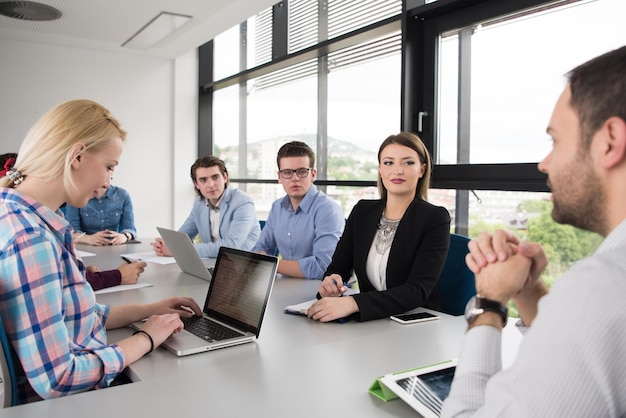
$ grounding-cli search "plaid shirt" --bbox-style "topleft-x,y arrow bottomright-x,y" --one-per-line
0,188 -> 125,404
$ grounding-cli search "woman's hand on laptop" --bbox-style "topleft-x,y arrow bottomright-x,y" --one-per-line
141,313 -> 185,346
150,296 -> 202,319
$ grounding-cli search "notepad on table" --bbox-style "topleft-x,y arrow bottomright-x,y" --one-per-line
284,288 -> 359,315
120,251 -> 177,265
94,282 -> 153,294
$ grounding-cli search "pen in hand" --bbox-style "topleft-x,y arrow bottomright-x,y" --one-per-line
121,256 -> 134,264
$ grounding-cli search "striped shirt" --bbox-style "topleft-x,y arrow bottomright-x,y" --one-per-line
0,188 -> 125,404
441,219 -> 626,417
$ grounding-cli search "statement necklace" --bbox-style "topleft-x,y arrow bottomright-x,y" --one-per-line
375,215 -> 401,254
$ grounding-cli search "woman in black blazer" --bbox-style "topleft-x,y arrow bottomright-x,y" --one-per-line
308,133 -> 450,322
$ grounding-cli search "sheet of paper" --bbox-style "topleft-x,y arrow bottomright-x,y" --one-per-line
77,250 -> 96,257
284,299 -> 315,315
121,252 -> 176,265
94,282 -> 153,294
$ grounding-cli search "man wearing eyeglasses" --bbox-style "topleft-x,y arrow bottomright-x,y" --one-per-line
253,141 -> 344,279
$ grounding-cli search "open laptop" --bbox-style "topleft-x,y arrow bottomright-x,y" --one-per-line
156,226 -> 214,282
134,246 -> 278,356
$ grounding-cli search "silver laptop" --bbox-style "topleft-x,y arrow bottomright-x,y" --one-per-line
136,246 -> 278,356
156,226 -> 214,282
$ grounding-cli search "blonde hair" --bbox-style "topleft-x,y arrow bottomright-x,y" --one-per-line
0,99 -> 126,191
377,132 -> 432,201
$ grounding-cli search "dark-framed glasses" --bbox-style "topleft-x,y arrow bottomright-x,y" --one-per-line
278,167 -> 312,179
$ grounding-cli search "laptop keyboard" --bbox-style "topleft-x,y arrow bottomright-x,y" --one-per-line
182,316 -> 243,342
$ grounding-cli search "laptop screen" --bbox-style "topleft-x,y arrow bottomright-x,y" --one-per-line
205,248 -> 277,334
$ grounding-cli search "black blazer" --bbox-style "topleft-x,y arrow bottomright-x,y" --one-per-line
324,197 -> 450,321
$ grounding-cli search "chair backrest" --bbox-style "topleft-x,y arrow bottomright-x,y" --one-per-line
436,233 -> 476,316
0,315 -> 17,407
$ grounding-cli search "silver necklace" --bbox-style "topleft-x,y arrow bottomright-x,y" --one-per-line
375,215 -> 401,254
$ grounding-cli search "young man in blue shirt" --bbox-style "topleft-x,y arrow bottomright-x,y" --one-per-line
253,141 -> 344,279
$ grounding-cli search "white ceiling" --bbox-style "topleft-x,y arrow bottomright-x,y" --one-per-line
0,0 -> 278,59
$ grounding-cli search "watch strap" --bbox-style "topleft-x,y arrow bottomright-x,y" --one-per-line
475,296 -> 508,326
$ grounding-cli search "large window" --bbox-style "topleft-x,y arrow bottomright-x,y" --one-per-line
405,0 -> 626,234
203,0 -> 402,218
203,0 -> 622,242
404,0 -> 620,308
436,0 -> 626,165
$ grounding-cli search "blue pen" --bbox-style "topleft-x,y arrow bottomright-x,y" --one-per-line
332,279 -> 351,296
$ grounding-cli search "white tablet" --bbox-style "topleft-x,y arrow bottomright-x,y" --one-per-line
380,359 -> 457,418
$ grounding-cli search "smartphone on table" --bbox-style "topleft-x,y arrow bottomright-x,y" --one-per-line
390,312 -> 439,325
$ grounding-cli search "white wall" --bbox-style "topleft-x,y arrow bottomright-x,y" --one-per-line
0,39 -> 198,238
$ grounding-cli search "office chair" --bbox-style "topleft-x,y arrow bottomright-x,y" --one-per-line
259,220 -> 266,230
436,233 -> 476,316
0,315 -> 17,407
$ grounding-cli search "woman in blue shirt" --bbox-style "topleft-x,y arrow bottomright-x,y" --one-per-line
65,184 -> 137,245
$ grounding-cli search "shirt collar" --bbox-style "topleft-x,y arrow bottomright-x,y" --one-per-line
596,219 -> 626,254
280,183 -> 319,214
206,190 -> 226,210
1,187 -> 71,238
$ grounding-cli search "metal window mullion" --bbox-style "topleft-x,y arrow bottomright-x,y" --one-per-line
455,27 -> 473,235
317,1 -> 329,192
239,22 -> 248,189
272,1 -> 289,60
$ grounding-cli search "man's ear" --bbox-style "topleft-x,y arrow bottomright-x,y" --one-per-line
69,143 -> 86,169
600,116 -> 626,169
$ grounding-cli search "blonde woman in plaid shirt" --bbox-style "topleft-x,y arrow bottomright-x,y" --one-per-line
0,99 -> 201,404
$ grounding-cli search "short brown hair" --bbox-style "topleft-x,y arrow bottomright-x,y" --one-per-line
567,45 -> 626,150
276,141 -> 315,169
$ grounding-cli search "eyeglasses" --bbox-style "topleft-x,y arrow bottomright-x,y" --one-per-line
278,167 -> 312,179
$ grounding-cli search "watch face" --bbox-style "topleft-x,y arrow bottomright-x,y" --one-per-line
464,295 -> 508,326
464,296 -> 477,322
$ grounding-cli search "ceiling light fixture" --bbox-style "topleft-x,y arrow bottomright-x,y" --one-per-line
122,11 -> 192,50
0,1 -> 62,21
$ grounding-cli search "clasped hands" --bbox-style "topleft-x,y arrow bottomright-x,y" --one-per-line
467,229 -> 549,307
307,274 -> 358,322
79,230 -> 128,246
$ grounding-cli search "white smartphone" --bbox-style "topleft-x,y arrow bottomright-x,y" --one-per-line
390,312 -> 440,325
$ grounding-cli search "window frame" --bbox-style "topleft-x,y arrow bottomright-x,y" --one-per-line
402,0 -> 553,193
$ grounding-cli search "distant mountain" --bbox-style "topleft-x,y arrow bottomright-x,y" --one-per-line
219,133 -> 374,157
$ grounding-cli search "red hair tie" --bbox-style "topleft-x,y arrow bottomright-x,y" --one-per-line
0,157 -> 15,177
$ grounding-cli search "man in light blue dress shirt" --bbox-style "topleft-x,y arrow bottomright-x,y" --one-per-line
152,156 -> 260,259
253,141 -> 344,279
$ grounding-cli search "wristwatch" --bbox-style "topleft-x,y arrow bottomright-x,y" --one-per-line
123,232 -> 133,242
464,295 -> 508,327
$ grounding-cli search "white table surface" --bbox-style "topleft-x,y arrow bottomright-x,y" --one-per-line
2,241 -> 522,417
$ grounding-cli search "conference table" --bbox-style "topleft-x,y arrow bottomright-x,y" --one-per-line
3,241 -> 522,417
